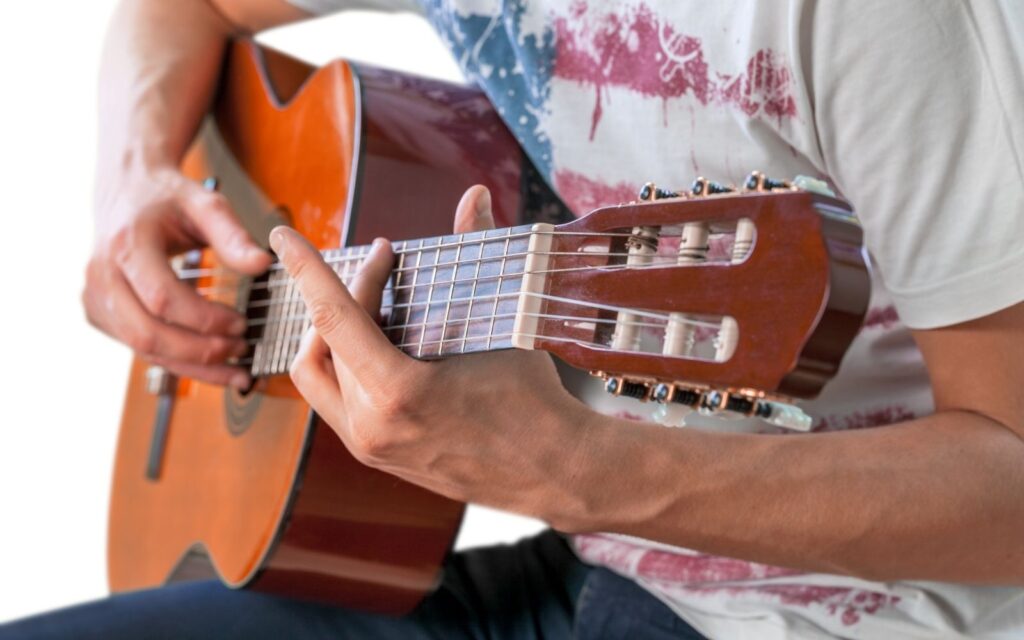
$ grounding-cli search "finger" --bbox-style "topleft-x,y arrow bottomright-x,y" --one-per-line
289,326 -> 344,425
348,238 -> 395,319
90,267 -> 248,365
147,355 -> 251,390
178,179 -> 272,275
119,231 -> 247,336
269,226 -> 408,385
453,185 -> 495,234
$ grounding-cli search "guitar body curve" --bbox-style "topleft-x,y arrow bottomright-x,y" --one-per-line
109,40 -> 563,614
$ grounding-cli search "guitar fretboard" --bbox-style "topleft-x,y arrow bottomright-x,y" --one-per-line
247,225 -> 535,377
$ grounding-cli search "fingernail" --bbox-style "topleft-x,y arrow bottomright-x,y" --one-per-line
246,246 -> 268,261
475,188 -> 493,220
371,237 -> 386,251
269,227 -> 287,257
230,372 -> 251,391
231,339 -> 250,358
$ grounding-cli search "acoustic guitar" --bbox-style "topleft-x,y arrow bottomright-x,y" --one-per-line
108,40 -> 870,614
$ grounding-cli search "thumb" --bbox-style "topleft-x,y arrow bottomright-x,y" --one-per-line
178,178 -> 272,274
453,185 -> 495,233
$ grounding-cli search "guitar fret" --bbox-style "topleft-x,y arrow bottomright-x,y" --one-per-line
273,271 -> 292,374
405,239 -> 426,357
260,271 -> 282,375
242,225 -> 535,375
460,235 -> 485,354
417,239 -> 443,358
488,227 -> 513,351
284,268 -> 300,372
438,233 -> 464,354
283,268 -> 300,373
390,244 -> 409,345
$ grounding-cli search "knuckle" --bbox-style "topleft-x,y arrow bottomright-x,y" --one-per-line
126,330 -> 157,356
200,338 -> 231,364
308,300 -> 347,336
109,227 -> 138,267
374,389 -> 415,423
225,227 -> 248,249
194,305 -> 227,334
348,424 -> 393,464
140,287 -> 171,317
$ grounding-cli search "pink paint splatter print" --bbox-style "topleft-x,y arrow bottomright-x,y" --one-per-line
553,169 -> 638,215
864,305 -> 901,330
814,406 -> 916,432
675,583 -> 901,627
574,535 -> 900,626
552,2 -> 798,138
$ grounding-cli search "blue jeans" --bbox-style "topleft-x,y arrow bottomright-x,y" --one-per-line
1,531 -> 705,639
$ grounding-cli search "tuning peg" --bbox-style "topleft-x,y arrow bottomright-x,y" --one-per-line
638,182 -> 681,202
651,383 -> 701,407
690,177 -> 734,196
604,376 -> 650,400
743,171 -> 791,192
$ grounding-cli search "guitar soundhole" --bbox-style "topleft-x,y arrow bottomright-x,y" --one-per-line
223,272 -> 267,436
224,385 -> 263,436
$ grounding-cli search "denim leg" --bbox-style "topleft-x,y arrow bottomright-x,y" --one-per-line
573,568 -> 708,640
0,579 -> 467,640
0,530 -> 588,640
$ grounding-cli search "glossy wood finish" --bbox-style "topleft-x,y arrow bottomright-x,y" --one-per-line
539,192 -> 869,398
109,40 -> 536,614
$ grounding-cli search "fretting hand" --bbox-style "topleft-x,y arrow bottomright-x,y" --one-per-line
273,186 -> 592,519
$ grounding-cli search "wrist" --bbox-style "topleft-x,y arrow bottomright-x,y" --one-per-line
537,408 -> 650,533
94,143 -> 181,211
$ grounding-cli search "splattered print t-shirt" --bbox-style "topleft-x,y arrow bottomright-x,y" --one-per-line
289,1 -> 1024,638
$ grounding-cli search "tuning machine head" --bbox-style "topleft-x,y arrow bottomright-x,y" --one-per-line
638,182 -> 682,202
595,372 -> 813,432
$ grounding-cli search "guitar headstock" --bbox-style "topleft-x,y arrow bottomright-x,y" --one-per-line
511,172 -> 870,430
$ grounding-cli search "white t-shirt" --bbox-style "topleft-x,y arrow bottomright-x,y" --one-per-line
289,1 -> 1024,637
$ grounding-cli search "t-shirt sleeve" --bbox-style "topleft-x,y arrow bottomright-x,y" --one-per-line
812,0 -> 1024,329
287,0 -> 420,16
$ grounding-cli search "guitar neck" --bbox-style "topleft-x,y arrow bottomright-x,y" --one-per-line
246,224 -> 538,377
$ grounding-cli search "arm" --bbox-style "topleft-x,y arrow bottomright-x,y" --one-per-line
560,307 -> 1024,583
84,0 -> 308,387
273,187 -> 1024,585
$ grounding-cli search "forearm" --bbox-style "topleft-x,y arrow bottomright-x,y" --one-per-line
97,0 -> 235,184
555,410 -> 1024,584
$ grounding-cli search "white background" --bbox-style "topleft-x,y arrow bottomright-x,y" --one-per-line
0,2 -> 543,623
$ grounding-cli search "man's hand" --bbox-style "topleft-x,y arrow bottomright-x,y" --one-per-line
84,167 -> 271,389
273,186 -> 590,518
83,0 -> 309,389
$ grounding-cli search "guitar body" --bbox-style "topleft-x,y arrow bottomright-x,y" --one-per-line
109,41 -> 565,614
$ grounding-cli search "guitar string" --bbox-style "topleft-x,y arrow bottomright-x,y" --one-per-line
196,252 -> 740,302
242,292 -> 724,368
175,229 -> 641,280
186,231 -> 733,371
184,238 -> 738,291
247,290 -> 688,334
244,308 -> 720,334
233,253 -> 736,313
240,299 -> 726,372
234,330 -> 678,367
192,249 -> 676,295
